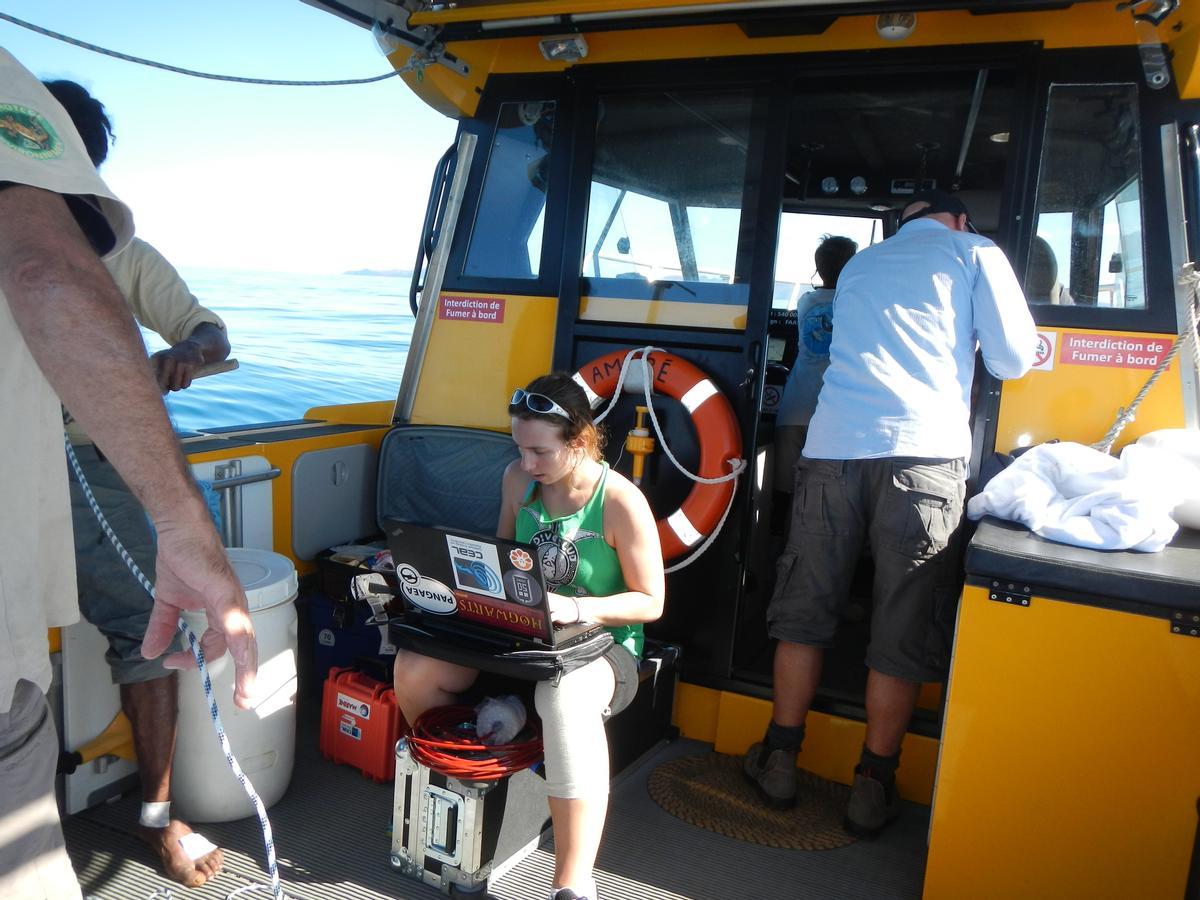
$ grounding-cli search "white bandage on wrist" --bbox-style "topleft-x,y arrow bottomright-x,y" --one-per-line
139,800 -> 171,829
571,597 -> 583,624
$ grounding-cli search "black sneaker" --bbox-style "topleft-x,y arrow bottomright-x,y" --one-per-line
552,889 -> 588,900
844,765 -> 901,838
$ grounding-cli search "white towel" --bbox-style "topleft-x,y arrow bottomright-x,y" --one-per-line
966,441 -> 1191,552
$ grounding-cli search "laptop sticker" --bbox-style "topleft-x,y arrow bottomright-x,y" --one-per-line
446,535 -> 506,600
503,569 -> 543,607
397,563 -> 458,615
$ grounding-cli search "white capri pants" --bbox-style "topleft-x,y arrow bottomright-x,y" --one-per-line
534,656 -> 616,800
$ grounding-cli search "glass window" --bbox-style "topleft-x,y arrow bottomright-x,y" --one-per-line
772,213 -> 882,310
581,91 -> 758,328
1029,84 -> 1145,309
463,101 -> 556,280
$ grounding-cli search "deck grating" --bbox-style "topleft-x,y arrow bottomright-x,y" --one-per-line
65,723 -> 927,900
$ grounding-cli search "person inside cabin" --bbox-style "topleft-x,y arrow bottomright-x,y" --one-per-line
1026,235 -> 1075,306
773,235 -> 857,514
0,49 -> 256,900
46,79 -> 232,888
745,190 -> 1037,837
393,373 -> 665,900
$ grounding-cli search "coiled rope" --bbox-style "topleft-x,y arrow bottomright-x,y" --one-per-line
593,346 -> 747,572
65,438 -> 287,900
1092,263 -> 1200,454
406,705 -> 543,781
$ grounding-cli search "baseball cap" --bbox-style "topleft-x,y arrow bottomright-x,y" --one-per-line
900,189 -> 978,233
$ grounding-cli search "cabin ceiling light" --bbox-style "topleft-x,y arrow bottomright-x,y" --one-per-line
539,35 -> 589,63
876,12 -> 916,41
990,131 -> 1011,143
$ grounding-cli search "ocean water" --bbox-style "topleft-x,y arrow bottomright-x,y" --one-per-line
143,267 -> 414,433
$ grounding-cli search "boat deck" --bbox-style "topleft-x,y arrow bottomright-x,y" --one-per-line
64,714 -> 928,900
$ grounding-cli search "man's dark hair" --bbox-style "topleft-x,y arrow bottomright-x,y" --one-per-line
42,80 -> 112,167
814,235 -> 858,288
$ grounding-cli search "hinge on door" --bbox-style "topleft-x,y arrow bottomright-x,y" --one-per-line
987,579 -> 1032,607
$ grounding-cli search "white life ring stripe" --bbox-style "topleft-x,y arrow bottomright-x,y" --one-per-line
680,379 -> 718,414
572,372 -> 601,407
666,508 -> 703,548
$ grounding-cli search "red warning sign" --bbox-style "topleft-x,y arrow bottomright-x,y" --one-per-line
439,295 -> 505,323
1058,333 -> 1170,369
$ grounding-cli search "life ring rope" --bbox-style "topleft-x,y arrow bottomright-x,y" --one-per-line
574,346 -> 746,572
585,346 -> 747,485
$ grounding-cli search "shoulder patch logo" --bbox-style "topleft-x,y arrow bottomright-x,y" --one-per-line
0,105 -> 64,159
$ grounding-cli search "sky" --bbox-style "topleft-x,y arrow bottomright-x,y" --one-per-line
1,1 -> 457,274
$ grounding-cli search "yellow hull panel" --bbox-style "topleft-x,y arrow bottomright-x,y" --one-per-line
410,293 -> 559,433
996,328 -> 1185,454
925,584 -> 1200,899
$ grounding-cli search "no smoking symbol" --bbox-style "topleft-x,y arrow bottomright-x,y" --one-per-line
1034,334 -> 1053,367
398,564 -> 419,586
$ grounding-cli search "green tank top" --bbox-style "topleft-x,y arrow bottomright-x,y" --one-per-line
516,462 -> 643,659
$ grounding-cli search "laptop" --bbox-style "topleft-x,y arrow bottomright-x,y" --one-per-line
382,519 -> 602,651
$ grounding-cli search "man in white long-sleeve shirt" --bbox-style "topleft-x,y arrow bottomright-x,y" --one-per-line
744,190 -> 1038,835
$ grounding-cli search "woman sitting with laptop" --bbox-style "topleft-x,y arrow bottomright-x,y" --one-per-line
392,372 -> 665,900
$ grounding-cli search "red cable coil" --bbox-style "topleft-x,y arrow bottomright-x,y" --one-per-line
407,704 -> 543,781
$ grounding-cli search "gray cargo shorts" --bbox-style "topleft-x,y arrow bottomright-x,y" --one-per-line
767,456 -> 966,683
69,445 -> 181,685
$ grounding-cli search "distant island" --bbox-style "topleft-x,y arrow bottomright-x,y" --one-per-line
344,268 -> 413,278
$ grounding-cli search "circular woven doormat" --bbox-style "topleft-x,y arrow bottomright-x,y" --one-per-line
647,752 -> 857,850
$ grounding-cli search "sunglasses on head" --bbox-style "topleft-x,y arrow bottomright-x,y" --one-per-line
510,388 -> 572,421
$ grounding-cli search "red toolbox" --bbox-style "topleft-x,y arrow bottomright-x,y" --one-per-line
319,667 -> 405,782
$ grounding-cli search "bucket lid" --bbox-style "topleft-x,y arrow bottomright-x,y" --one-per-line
225,548 -> 298,612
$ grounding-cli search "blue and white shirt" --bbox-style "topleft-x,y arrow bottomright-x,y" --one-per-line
804,218 -> 1037,461
776,288 -> 834,428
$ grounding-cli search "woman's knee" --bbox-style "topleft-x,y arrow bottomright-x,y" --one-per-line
393,650 -> 476,698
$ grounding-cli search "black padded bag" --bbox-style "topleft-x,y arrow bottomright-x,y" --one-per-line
388,616 -> 638,716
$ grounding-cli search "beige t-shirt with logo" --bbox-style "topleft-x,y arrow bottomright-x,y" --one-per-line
0,47 -> 134,712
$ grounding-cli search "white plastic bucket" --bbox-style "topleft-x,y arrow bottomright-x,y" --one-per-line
172,548 -> 299,823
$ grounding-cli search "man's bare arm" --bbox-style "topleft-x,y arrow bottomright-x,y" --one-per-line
0,185 -> 256,707
153,322 -> 231,392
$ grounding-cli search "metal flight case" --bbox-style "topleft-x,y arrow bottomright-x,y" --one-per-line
391,737 -> 550,895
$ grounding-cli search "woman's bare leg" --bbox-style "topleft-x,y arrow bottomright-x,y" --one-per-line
392,649 -> 478,722
548,795 -> 607,892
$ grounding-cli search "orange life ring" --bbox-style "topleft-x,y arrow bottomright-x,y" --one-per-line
573,348 -> 743,561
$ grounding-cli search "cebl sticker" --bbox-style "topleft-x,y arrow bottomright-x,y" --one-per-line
339,716 -> 362,741
446,535 -> 506,599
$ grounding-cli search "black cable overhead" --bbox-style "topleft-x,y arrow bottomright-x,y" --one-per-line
0,12 -> 401,86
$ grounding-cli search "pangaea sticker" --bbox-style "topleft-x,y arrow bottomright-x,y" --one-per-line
401,576 -> 457,615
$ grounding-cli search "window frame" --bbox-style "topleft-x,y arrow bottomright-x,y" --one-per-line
443,75 -> 574,298
1016,50 -> 1181,334
574,84 -> 770,320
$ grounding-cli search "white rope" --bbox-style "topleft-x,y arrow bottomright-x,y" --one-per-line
593,346 -> 746,484
65,439 -> 290,900
590,346 -> 746,570
1092,264 -> 1200,454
